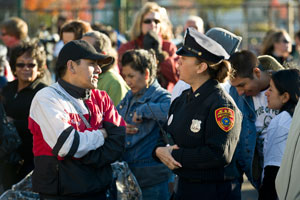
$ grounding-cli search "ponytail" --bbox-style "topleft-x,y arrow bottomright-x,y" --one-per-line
207,60 -> 231,83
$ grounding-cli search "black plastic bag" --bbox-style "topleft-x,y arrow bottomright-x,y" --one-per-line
0,103 -> 22,160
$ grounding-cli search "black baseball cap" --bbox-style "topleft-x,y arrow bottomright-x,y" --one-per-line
177,27 -> 229,63
56,40 -> 114,77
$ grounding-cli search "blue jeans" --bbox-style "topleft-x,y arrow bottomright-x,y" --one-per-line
142,180 -> 170,200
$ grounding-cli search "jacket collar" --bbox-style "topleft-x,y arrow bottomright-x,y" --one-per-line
11,77 -> 43,92
126,79 -> 161,103
58,79 -> 91,99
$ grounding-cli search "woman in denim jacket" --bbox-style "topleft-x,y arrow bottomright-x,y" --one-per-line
117,49 -> 171,200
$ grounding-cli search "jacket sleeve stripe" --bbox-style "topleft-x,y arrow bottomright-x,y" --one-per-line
52,126 -> 74,156
66,130 -> 80,157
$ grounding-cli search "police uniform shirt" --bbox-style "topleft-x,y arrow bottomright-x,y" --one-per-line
167,79 -> 241,182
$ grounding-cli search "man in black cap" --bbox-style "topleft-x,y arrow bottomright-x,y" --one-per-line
28,40 -> 126,200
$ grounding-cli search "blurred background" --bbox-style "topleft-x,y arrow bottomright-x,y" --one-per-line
0,0 -> 299,53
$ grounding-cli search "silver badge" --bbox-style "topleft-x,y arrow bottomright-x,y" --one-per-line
168,114 -> 174,126
190,119 -> 201,133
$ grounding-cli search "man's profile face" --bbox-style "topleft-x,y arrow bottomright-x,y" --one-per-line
230,75 -> 261,97
72,59 -> 101,89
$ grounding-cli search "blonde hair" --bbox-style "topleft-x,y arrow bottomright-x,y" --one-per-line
128,2 -> 173,41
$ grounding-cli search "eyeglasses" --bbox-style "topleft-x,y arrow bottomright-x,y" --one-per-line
143,18 -> 160,24
15,63 -> 36,68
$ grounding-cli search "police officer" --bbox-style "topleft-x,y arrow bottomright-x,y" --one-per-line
154,27 -> 242,200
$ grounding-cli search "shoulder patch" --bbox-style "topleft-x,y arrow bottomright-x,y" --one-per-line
215,107 -> 235,132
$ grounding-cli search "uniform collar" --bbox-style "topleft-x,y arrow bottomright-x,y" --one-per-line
187,79 -> 218,102
58,78 -> 91,99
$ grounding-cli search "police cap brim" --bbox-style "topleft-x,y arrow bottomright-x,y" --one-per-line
176,46 -> 198,57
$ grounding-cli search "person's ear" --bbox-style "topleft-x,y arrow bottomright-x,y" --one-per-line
253,67 -> 261,79
281,92 -> 290,104
67,60 -> 75,74
197,62 -> 208,74
145,68 -> 150,82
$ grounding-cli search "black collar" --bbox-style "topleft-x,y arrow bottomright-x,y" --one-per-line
10,77 -> 43,92
187,79 -> 218,102
58,79 -> 91,99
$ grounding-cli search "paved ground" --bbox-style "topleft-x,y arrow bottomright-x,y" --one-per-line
241,175 -> 258,200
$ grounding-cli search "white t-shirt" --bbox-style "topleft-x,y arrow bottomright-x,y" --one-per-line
263,111 -> 292,167
253,90 -> 278,140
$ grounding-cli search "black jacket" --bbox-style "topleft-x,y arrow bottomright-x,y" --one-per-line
155,79 -> 242,182
1,78 -> 47,166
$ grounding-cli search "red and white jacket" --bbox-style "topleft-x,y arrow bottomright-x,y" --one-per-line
28,82 -> 126,196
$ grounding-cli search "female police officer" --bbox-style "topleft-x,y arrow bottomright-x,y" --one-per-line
154,27 -> 242,199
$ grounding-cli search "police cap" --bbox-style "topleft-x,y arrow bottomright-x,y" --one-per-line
176,27 -> 230,63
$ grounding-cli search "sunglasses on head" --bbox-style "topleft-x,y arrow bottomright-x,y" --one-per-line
143,18 -> 160,24
15,63 -> 36,68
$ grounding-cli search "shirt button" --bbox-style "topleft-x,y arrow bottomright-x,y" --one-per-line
119,105 -> 123,109
127,141 -> 130,145
129,113 -> 133,117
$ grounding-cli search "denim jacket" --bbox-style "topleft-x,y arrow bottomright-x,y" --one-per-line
116,80 -> 171,187
229,86 -> 260,189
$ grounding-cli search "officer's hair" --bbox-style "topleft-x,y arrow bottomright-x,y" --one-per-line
228,50 -> 258,79
272,69 -> 300,116
121,49 -> 157,84
196,57 -> 231,83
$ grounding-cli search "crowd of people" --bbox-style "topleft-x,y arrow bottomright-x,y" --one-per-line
0,1 -> 300,200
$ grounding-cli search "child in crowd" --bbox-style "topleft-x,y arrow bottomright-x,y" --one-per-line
259,69 -> 300,200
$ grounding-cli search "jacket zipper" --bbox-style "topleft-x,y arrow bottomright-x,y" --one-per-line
56,163 -> 60,195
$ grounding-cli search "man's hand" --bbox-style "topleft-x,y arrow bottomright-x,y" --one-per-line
99,128 -> 108,138
155,145 -> 182,170
126,123 -> 138,134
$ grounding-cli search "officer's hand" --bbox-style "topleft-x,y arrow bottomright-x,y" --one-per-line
126,123 -> 139,134
155,145 -> 182,170
132,112 -> 142,123
100,128 -> 108,138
